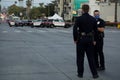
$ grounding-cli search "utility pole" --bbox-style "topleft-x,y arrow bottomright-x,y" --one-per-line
0,0 -> 1,12
62,0 -> 64,20
26,0 -> 32,20
114,0 -> 118,22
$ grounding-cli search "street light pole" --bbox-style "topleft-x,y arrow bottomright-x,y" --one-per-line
0,0 -> 1,12
26,0 -> 32,20
114,0 -> 118,22
62,0 -> 64,20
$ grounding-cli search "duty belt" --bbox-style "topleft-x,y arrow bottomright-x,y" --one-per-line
80,32 -> 93,36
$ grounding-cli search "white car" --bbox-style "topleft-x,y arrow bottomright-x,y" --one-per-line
8,16 -> 20,27
8,20 -> 15,27
32,19 -> 42,27
53,19 -> 65,27
48,19 -> 65,28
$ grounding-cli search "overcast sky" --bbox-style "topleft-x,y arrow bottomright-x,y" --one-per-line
1,0 -> 54,8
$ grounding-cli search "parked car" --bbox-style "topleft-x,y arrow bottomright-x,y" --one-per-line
8,20 -> 15,27
15,20 -> 24,27
31,19 -> 42,27
40,19 -> 49,28
64,21 -> 73,28
8,16 -> 20,27
45,19 -> 65,28
28,20 -> 33,26
22,20 -> 32,26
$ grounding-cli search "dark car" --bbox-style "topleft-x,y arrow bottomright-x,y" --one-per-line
22,20 -> 33,26
40,19 -> 48,28
28,20 -> 33,26
15,20 -> 24,27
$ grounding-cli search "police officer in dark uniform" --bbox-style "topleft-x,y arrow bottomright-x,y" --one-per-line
73,4 -> 99,79
94,10 -> 105,70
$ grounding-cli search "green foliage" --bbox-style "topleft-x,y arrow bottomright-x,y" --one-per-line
7,1 -> 56,19
26,0 -> 32,7
8,4 -> 24,16
30,7 -> 41,19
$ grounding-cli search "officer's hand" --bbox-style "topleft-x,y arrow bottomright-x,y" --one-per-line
98,27 -> 104,32
93,41 -> 96,45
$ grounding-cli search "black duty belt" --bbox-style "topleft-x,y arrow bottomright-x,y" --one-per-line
80,32 -> 93,36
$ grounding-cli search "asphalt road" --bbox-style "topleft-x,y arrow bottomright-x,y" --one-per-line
0,23 -> 120,80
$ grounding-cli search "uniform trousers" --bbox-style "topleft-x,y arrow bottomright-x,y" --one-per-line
94,38 -> 105,68
76,36 -> 98,76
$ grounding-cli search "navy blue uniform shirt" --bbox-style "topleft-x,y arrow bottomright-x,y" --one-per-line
96,18 -> 105,38
73,13 -> 97,41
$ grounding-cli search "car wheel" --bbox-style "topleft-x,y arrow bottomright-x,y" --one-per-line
40,24 -> 43,28
9,25 -> 12,27
50,24 -> 54,28
15,24 -> 18,27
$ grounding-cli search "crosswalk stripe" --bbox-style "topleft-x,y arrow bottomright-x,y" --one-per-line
14,31 -> 21,33
2,31 -> 8,33
105,30 -> 120,33
1,29 -> 72,33
27,31 -> 33,32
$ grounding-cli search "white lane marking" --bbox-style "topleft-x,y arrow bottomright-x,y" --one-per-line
58,30 -> 71,33
37,30 -> 47,33
14,30 -> 21,33
105,30 -> 120,33
2,31 -> 8,33
1,29 -> 72,33
27,31 -> 33,32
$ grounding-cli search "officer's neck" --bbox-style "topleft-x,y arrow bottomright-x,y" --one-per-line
82,12 -> 89,15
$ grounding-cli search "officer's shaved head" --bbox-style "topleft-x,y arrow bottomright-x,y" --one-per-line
94,10 -> 100,16
82,4 -> 89,13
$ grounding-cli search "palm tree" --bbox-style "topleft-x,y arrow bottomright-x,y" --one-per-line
114,0 -> 118,22
0,0 -> 1,12
26,0 -> 32,19
39,3 -> 44,7
15,1 -> 17,5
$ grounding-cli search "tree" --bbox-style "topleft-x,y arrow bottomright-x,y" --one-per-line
45,2 -> 55,17
26,0 -> 32,20
30,7 -> 41,19
39,3 -> 44,7
8,4 -> 21,16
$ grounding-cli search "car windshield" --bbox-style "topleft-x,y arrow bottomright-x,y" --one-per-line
54,19 -> 64,22
37,19 -> 42,21
59,19 -> 64,22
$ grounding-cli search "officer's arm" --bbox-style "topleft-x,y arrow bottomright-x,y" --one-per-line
93,20 -> 98,43
73,19 -> 79,43
98,27 -> 104,32
98,19 -> 105,32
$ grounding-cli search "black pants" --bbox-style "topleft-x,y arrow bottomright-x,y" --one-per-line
76,37 -> 98,76
94,38 -> 105,68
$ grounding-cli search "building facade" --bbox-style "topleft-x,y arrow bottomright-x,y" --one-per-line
55,0 -> 120,22
55,0 -> 88,21
55,0 -> 72,21
88,0 -> 120,22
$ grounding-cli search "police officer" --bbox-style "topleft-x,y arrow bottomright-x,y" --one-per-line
73,4 -> 99,79
94,10 -> 105,70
